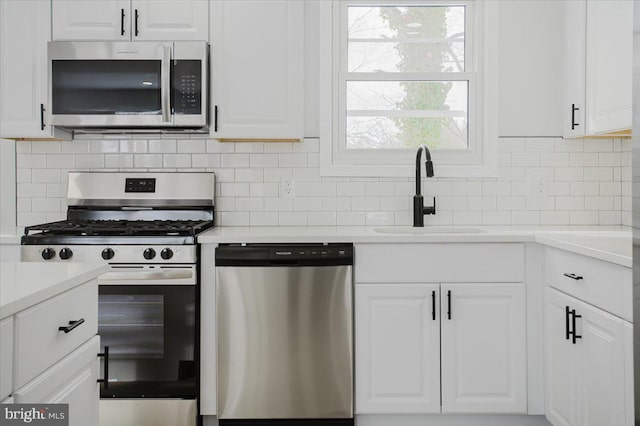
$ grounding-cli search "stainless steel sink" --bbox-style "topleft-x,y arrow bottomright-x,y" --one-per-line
373,226 -> 485,234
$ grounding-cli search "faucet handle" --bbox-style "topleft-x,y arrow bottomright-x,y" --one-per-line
424,196 -> 436,215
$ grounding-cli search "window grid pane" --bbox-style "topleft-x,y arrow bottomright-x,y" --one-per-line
344,3 -> 470,152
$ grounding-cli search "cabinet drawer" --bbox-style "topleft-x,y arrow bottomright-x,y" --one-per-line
14,281 -> 98,389
543,247 -> 631,321
14,336 -> 100,426
0,317 -> 13,401
355,243 -> 525,283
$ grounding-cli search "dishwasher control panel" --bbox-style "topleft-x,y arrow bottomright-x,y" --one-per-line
216,243 -> 353,266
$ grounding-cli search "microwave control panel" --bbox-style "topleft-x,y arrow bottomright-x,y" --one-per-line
172,60 -> 202,115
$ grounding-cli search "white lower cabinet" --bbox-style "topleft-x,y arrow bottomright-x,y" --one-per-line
441,284 -> 527,413
356,282 -> 527,415
14,336 -> 100,426
355,284 -> 441,414
545,287 -> 630,426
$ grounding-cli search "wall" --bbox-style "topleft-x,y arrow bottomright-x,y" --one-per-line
13,136 -> 631,229
7,1 -> 633,230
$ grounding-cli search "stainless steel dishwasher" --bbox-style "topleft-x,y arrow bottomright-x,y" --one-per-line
215,243 -> 354,426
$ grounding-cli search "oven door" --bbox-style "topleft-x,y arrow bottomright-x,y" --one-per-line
48,41 -> 207,128
97,265 -> 197,399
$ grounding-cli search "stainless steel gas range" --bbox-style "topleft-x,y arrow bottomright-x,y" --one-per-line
21,171 -> 215,426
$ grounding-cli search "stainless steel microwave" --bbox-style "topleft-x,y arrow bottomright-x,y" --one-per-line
48,41 -> 208,131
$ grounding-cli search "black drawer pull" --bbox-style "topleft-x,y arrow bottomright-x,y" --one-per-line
120,8 -> 125,36
563,273 -> 583,281
431,290 -> 436,321
447,290 -> 452,320
571,309 -> 582,344
58,318 -> 85,333
565,306 -> 571,340
571,103 -> 580,130
97,346 -> 109,389
40,104 -> 45,131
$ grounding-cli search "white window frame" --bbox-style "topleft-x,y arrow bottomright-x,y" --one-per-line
319,0 -> 499,178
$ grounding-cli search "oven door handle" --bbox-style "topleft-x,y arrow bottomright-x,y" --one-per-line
99,269 -> 193,282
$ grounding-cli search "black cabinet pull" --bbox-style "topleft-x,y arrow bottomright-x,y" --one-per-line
40,104 -> 45,131
571,104 -> 579,130
571,309 -> 582,344
97,346 -> 109,390
58,318 -> 85,333
214,105 -> 219,132
447,290 -> 452,320
564,273 -> 583,281
565,306 -> 571,340
134,9 -> 139,36
120,9 -> 125,36
431,290 -> 436,321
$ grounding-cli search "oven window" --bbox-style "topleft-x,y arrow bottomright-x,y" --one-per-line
52,60 -> 162,115
98,285 -> 196,398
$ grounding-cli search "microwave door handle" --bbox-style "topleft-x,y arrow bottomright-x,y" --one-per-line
161,46 -> 172,123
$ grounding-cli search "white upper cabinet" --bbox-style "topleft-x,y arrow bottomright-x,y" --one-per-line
52,0 -> 208,41
209,0 -> 304,140
52,0 -> 130,41
131,0 -> 208,41
440,283 -> 527,414
563,0 -> 633,137
0,0 -> 69,140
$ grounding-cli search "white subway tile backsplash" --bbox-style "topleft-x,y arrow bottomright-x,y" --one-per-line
149,139 -> 177,153
31,141 -> 61,154
570,211 -> 599,225
337,211 -> 366,226
307,212 -> 337,226
90,140 -> 119,153
570,153 -> 598,167
119,140 -> 148,153
250,212 -> 279,226
178,139 -> 206,153
250,154 -> 279,168
221,154 -> 250,168
134,154 -> 162,168
14,136 -> 628,227
512,211 -> 540,225
279,212 -> 307,226
31,169 -> 60,183
279,153 -> 307,168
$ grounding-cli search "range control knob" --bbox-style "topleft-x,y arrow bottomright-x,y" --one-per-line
59,248 -> 73,260
102,248 -> 115,260
143,248 -> 156,260
160,248 -> 173,260
41,247 -> 56,260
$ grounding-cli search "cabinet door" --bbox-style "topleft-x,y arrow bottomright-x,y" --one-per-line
132,0 -> 208,41
13,336 -> 100,426
545,287 -> 579,426
355,284 -> 440,414
0,317 -> 12,401
585,0 -> 632,134
52,0 -> 130,41
441,283 -> 526,413
210,0 -> 304,140
578,301 -> 626,426
0,1 -> 68,139
562,0 -> 586,138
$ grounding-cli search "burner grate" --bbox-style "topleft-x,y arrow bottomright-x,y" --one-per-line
24,219 -> 214,238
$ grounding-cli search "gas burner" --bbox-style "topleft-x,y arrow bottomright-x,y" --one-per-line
24,219 -> 214,238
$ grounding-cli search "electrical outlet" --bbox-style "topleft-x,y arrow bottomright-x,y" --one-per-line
532,179 -> 547,196
281,179 -> 295,198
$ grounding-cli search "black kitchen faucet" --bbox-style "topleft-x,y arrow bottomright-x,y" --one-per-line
413,144 -> 436,227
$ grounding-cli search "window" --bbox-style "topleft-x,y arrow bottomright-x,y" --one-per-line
320,0 -> 497,177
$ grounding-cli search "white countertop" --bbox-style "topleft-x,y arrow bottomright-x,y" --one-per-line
0,235 -> 20,245
198,225 -> 632,267
0,262 -> 109,320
